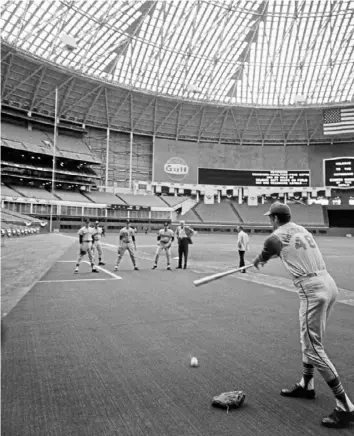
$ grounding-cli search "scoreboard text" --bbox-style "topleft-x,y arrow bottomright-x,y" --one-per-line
324,157 -> 354,188
198,168 -> 310,187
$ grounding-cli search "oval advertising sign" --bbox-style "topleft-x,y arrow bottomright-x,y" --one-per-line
164,157 -> 189,181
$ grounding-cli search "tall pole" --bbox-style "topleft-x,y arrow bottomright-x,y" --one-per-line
129,131 -> 133,190
49,87 -> 58,232
105,127 -> 110,188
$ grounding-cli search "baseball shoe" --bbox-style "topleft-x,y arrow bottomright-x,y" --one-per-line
152,265 -> 157,270
176,266 -> 182,269
92,268 -> 99,273
134,266 -> 139,271
322,408 -> 354,428
281,384 -> 316,399
98,261 -> 105,266
183,265 -> 187,269
114,266 -> 118,271
74,267 -> 79,274
167,266 -> 171,270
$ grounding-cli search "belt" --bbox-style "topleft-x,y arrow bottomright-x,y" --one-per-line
294,270 -> 327,286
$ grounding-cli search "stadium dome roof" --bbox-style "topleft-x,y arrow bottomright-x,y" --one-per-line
1,0 -> 354,107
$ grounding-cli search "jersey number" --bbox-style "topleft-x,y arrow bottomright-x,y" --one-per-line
295,235 -> 316,250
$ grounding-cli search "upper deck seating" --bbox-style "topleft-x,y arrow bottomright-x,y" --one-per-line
1,123 -> 99,163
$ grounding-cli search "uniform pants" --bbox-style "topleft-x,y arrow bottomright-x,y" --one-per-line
116,242 -> 136,267
92,240 -> 103,260
178,238 -> 189,267
76,242 -> 95,266
155,244 -> 171,265
297,272 -> 339,382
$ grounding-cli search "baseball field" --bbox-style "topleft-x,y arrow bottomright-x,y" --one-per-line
1,232 -> 354,435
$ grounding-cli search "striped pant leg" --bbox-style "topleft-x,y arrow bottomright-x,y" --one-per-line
299,275 -> 339,381
116,243 -> 127,266
127,242 -> 136,266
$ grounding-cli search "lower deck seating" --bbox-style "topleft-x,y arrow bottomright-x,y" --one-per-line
11,186 -> 57,201
117,194 -> 168,208
180,209 -> 202,223
84,191 -> 126,205
54,191 -> 93,203
234,202 -> 326,226
194,201 -> 240,223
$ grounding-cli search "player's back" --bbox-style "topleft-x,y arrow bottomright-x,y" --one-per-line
273,222 -> 326,279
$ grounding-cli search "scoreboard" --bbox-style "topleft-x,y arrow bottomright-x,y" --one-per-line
198,168 -> 310,187
324,157 -> 354,188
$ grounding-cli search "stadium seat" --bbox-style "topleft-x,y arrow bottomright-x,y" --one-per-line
194,200 -> 241,223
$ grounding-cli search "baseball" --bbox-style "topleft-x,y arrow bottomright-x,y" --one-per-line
191,357 -> 199,367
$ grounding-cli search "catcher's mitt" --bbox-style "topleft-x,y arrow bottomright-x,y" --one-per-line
212,390 -> 245,412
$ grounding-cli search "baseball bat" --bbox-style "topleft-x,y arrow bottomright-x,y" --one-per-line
193,264 -> 254,287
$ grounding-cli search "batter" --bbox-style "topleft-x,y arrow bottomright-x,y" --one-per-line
253,202 -> 354,429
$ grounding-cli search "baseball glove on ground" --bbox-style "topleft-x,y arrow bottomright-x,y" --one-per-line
212,390 -> 245,412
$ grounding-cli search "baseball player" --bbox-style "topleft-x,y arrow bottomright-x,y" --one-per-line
236,226 -> 250,272
152,222 -> 174,270
114,220 -> 139,271
91,221 -> 105,265
253,202 -> 354,428
74,218 -> 98,274
175,220 -> 194,269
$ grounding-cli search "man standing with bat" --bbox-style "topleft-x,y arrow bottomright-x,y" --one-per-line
253,202 -> 354,429
114,220 -> 139,271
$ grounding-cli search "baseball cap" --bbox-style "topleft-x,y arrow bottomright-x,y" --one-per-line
264,202 -> 291,216
95,221 -> 99,224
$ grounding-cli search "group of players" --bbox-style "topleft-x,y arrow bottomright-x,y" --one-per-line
75,207 -> 354,429
75,218 -> 194,274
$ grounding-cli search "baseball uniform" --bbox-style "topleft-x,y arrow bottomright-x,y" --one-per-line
153,227 -> 175,269
92,225 -> 104,264
75,224 -> 97,272
253,202 -> 354,428
115,225 -> 138,270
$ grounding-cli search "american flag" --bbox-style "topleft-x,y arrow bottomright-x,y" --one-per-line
323,107 -> 354,135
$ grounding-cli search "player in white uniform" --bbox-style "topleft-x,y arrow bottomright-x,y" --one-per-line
74,218 -> 98,274
91,221 -> 105,265
253,202 -> 354,429
152,222 -> 174,270
114,220 -> 139,271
